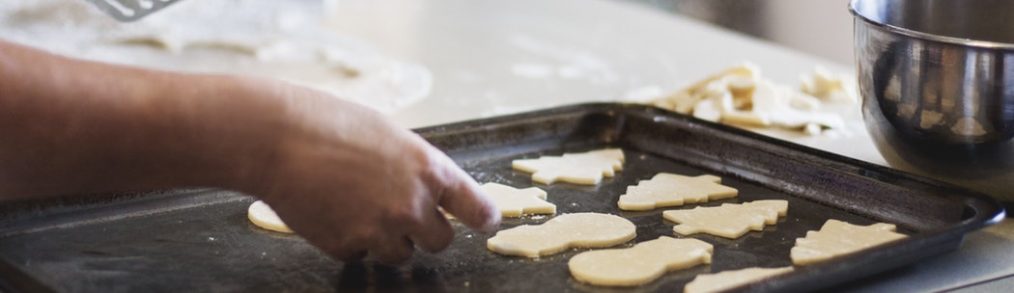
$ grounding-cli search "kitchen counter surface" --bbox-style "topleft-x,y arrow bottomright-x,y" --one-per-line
326,0 -> 1012,291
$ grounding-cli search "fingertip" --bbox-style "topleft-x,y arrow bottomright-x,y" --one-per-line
421,145 -> 502,233
457,178 -> 502,232
474,198 -> 502,233
437,171 -> 501,233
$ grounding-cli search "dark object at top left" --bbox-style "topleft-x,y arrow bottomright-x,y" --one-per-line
85,0 -> 182,22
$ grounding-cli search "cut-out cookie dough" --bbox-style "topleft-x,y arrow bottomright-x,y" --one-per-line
487,213 -> 636,258
618,173 -> 738,211
663,200 -> 788,239
568,236 -> 713,287
791,219 -> 907,265
511,149 -> 624,185
684,267 -> 793,293
248,200 -> 293,233
481,183 -> 556,217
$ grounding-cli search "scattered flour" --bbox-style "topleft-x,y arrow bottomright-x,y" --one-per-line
0,0 -> 432,113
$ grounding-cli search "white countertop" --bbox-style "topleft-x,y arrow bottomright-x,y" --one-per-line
326,0 -> 1013,291
327,0 -> 885,164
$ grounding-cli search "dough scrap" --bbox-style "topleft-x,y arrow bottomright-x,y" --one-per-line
512,149 -> 624,185
663,200 -> 788,239
684,267 -> 793,293
791,219 -> 907,265
721,79 -> 845,131
248,200 -> 293,233
568,236 -> 713,287
617,173 -> 738,211
800,66 -> 856,104
487,213 -> 636,258
481,183 -> 556,217
650,63 -> 848,135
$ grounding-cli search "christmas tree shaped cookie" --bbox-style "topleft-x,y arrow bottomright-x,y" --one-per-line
512,149 -> 624,185
662,200 -> 788,239
481,183 -> 556,217
791,219 -> 907,265
618,173 -> 738,211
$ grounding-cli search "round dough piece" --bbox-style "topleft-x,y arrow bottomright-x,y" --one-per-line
248,200 -> 293,233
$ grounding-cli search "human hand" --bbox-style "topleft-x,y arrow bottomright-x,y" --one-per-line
232,80 -> 501,264
0,42 -> 497,264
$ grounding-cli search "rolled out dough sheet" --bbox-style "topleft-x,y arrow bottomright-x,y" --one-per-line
683,267 -> 793,293
511,149 -> 624,185
247,200 -> 293,233
791,219 -> 907,265
618,173 -> 738,211
662,200 -> 788,239
487,213 -> 636,258
481,183 -> 556,217
568,236 -> 713,287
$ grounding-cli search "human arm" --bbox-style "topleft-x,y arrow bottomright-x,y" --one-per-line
0,40 -> 500,262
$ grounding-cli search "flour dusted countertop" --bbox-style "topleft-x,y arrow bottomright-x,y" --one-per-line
0,0 -> 432,112
326,0 -> 882,165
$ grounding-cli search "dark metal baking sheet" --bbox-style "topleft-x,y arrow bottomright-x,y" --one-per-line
0,103 -> 1003,292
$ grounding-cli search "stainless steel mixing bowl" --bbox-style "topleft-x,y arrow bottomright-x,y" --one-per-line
851,0 -> 1014,201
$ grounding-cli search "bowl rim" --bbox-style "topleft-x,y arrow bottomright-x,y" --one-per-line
849,0 -> 1014,50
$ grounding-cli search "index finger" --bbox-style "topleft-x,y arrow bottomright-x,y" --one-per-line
425,148 -> 501,232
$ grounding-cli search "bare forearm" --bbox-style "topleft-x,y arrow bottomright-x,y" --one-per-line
0,41 -> 502,262
0,41 -> 284,199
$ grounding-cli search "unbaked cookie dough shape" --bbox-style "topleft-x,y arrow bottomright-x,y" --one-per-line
248,200 -> 293,233
663,200 -> 788,239
481,183 -> 556,217
568,236 -> 713,287
511,149 -> 624,185
791,219 -> 907,265
487,213 -> 636,258
683,267 -> 793,293
618,173 -> 738,211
